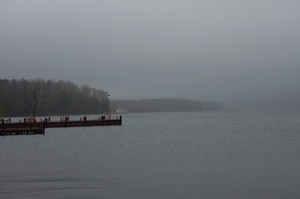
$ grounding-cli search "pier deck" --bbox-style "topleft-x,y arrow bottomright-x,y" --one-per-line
1,115 -> 122,136
1,127 -> 45,136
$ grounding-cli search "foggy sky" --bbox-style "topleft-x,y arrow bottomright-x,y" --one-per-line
1,0 -> 300,111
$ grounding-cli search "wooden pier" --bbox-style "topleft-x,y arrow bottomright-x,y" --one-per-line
1,127 -> 45,136
1,115 -> 122,136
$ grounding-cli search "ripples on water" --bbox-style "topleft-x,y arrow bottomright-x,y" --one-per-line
1,111 -> 300,198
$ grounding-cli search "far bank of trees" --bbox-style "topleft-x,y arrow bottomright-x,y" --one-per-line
0,78 -> 225,117
110,99 -> 224,113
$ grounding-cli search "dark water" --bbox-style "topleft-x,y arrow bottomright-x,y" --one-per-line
1,111 -> 300,199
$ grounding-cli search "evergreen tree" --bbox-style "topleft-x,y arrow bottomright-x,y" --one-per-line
0,103 -> 4,118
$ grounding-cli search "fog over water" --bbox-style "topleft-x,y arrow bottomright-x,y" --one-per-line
1,1 -> 300,110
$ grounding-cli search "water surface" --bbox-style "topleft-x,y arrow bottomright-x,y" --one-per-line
1,111 -> 300,198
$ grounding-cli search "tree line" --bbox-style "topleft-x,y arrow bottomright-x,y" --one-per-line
110,99 -> 224,113
0,78 -> 108,117
0,78 -> 225,117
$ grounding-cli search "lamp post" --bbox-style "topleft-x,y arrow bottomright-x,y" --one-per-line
106,92 -> 110,119
30,88 -> 39,120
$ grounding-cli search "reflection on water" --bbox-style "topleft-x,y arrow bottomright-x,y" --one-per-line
1,112 -> 300,198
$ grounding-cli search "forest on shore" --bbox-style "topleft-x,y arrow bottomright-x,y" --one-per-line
0,79 -> 224,117
110,99 -> 224,113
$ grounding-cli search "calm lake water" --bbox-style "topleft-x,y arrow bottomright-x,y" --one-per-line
1,111 -> 300,199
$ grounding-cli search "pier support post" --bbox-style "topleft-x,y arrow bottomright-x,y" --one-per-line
1,119 -> 4,132
83,116 -> 86,126
43,118 -> 47,128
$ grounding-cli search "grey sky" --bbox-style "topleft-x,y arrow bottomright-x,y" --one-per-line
1,0 -> 300,110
